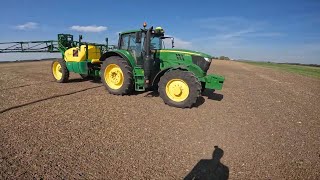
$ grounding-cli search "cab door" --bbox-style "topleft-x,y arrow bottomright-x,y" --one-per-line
119,33 -> 144,66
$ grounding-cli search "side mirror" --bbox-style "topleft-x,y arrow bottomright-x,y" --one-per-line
135,32 -> 142,43
78,35 -> 83,48
172,37 -> 175,48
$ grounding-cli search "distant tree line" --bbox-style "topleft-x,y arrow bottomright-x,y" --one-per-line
278,62 -> 320,67
212,56 -> 230,60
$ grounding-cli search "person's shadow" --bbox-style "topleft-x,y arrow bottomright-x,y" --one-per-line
184,146 -> 229,180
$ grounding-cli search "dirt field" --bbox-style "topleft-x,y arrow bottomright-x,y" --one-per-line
0,60 -> 319,179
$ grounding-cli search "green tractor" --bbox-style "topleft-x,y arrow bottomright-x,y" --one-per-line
52,24 -> 225,108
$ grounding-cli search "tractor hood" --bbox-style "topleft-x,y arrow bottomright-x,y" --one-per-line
157,49 -> 213,73
159,49 -> 213,59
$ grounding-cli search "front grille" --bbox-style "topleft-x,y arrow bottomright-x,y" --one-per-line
192,55 -> 211,72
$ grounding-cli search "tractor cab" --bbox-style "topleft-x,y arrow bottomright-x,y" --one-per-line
117,25 -> 170,66
117,24 -> 178,87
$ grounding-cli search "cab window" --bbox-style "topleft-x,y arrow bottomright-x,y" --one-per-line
120,33 -> 137,50
151,37 -> 162,50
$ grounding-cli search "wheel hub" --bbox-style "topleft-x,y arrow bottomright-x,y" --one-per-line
110,70 -> 121,84
52,62 -> 62,80
104,64 -> 124,90
172,85 -> 183,96
166,79 -> 190,102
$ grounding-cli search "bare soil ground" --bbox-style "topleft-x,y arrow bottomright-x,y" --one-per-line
0,60 -> 319,179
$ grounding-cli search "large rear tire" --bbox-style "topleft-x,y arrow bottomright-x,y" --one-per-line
101,56 -> 133,95
51,59 -> 69,83
158,70 -> 201,108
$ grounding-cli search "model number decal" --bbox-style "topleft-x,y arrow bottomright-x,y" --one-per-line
176,54 -> 184,61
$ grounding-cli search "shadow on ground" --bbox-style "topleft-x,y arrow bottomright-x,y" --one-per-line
68,77 -> 101,83
143,90 -> 159,97
184,146 -> 229,180
202,89 -> 224,101
67,78 -> 224,108
143,89 -> 224,107
68,77 -> 224,105
67,78 -> 88,83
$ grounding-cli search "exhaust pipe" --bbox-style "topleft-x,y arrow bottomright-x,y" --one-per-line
143,26 -> 153,88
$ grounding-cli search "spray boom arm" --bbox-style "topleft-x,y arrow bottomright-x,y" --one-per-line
0,34 -> 115,54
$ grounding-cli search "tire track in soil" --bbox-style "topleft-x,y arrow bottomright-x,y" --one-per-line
0,85 -> 103,114
1,60 -> 319,179
0,81 -> 56,91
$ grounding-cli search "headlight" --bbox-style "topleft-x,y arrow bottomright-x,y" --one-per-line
192,55 -> 211,72
204,57 -> 212,62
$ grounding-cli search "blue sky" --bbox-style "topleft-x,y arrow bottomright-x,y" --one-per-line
0,0 -> 319,64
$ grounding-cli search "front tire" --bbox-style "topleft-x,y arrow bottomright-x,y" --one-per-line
51,59 -> 69,83
101,56 -> 133,95
158,70 -> 201,108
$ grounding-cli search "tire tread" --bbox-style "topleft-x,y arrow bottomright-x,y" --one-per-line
101,56 -> 133,95
158,69 -> 201,108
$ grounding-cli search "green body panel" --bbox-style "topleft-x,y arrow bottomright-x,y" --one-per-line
88,69 -> 100,77
161,49 -> 212,58
155,49 -> 206,78
66,61 -> 88,74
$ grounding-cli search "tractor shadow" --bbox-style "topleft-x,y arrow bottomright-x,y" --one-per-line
202,89 -> 224,101
68,78 -> 102,84
143,90 -> 159,97
143,89 -> 223,108
184,146 -> 229,180
67,78 -> 88,83
194,90 -> 224,107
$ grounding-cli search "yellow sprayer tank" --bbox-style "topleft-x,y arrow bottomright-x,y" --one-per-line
64,45 -> 101,62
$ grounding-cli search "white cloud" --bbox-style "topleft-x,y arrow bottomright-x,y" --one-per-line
190,16 -> 287,58
248,32 -> 284,37
197,16 -> 264,32
70,25 -> 107,32
15,22 -> 38,30
195,16 -> 281,41
174,37 -> 192,49
182,16 -> 318,64
164,35 -> 192,49
219,29 -> 256,39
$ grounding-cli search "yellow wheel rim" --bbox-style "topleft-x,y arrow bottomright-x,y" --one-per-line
104,64 -> 124,90
165,79 -> 189,102
52,61 -> 62,80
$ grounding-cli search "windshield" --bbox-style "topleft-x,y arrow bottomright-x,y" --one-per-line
150,36 -> 162,50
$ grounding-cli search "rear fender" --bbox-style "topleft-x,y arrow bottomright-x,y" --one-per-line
99,50 -> 136,67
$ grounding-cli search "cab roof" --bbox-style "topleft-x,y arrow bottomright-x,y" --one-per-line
119,29 -> 141,35
120,26 -> 164,35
